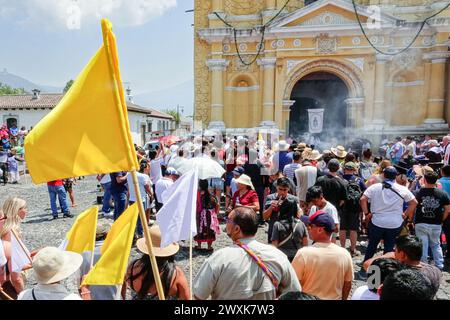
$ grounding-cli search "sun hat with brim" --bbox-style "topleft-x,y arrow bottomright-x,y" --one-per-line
278,140 -> 290,152
234,174 -> 255,190
96,219 -> 112,237
307,150 -> 322,161
136,225 -> 179,257
32,247 -> 83,285
295,143 -> 307,151
331,146 -> 348,159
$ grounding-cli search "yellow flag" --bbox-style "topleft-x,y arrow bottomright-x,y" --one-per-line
65,206 -> 98,254
24,19 -> 139,184
82,203 -> 138,286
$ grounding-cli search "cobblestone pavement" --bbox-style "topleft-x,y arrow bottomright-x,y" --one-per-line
1,175 -> 449,300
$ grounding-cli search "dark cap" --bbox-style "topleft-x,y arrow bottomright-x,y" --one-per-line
344,162 -> 357,170
300,210 -> 335,233
233,166 -> 245,175
383,166 -> 398,180
327,159 -> 341,172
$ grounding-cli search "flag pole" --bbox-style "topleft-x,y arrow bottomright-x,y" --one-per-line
11,229 -> 32,264
189,232 -> 193,300
130,170 -> 166,300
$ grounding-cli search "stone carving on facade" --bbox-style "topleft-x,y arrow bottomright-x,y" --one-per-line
316,33 -> 338,54
300,11 -> 355,26
232,58 -> 252,72
352,37 -> 361,45
194,0 -> 211,123
393,49 -> 420,70
224,0 -> 264,15
286,60 -> 307,75
345,58 -> 365,72
293,39 -> 302,47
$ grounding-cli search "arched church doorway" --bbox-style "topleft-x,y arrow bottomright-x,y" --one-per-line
289,72 -> 349,145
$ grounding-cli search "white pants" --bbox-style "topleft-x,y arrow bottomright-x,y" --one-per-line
9,171 -> 20,183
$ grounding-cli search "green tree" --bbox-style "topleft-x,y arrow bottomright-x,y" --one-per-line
0,82 -> 26,95
165,109 -> 181,126
63,79 -> 74,93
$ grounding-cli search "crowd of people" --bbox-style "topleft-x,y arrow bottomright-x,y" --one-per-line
0,123 -> 28,185
1,132 -> 450,301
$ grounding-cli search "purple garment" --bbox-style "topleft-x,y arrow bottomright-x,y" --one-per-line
277,151 -> 292,172
7,156 -> 18,172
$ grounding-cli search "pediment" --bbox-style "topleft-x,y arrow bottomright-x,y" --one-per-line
270,0 -> 398,29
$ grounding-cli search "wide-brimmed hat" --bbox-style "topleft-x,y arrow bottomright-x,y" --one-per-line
32,247 -> 83,285
331,146 -> 348,159
295,143 -> 307,151
307,150 -> 322,161
278,140 -> 290,152
136,225 -> 179,257
234,174 -> 255,190
96,219 -> 112,238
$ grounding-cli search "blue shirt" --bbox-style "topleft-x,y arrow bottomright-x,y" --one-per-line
110,172 -> 128,194
439,177 -> 450,197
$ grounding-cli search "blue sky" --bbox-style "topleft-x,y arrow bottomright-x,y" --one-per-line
0,0 -> 194,112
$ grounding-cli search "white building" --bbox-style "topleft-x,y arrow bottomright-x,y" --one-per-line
0,90 -> 174,147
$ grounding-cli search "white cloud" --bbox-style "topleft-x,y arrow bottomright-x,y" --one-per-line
0,0 -> 177,29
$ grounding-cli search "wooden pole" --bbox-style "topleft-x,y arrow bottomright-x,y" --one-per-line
11,229 -> 32,264
189,232 -> 193,300
0,287 -> 13,300
130,170 -> 166,300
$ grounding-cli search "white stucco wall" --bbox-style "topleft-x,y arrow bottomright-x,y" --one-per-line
1,109 -> 148,146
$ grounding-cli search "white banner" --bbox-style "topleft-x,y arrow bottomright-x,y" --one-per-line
307,109 -> 324,134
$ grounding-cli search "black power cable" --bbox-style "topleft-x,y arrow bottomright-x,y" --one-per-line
351,0 -> 450,56
213,0 -> 291,66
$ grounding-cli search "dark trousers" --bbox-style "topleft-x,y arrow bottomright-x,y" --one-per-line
112,192 -> 127,221
0,162 -> 7,184
443,218 -> 450,258
363,221 -> 402,262
255,186 -> 265,224
129,201 -> 145,237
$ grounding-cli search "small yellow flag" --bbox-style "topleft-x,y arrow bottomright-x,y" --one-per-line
82,203 -> 138,286
65,206 -> 98,254
24,19 -> 139,184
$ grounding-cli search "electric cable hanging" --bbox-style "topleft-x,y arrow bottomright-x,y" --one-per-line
351,0 -> 450,56
213,0 -> 291,66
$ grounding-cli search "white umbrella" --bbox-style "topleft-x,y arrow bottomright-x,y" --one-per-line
168,156 -> 188,171
177,157 -> 225,179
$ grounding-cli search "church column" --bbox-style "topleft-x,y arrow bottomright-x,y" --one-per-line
423,51 -> 450,128
258,57 -> 277,127
206,59 -> 229,130
372,54 -> 391,128
345,98 -> 365,129
283,100 -> 295,137
212,0 -> 223,12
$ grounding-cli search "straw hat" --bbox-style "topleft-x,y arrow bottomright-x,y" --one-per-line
295,143 -> 307,151
331,146 -> 348,159
32,247 -> 83,285
234,174 -> 255,190
136,225 -> 179,257
307,150 -> 322,161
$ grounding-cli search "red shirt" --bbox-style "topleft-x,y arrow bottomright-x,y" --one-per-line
47,180 -> 64,187
232,189 -> 259,208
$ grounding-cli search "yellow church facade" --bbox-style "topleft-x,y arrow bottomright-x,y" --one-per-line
194,0 -> 450,140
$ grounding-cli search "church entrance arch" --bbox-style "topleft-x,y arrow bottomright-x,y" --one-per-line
284,59 -> 365,145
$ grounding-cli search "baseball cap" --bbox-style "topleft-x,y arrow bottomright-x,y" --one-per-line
166,167 -> 179,176
233,166 -> 245,175
344,162 -> 357,170
300,210 -> 335,233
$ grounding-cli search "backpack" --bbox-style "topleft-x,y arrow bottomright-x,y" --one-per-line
359,161 -> 374,181
345,177 -> 363,212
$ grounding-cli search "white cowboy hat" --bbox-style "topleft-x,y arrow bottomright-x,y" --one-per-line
137,225 -> 179,257
307,150 -> 322,161
234,174 -> 255,190
331,146 -> 348,159
32,247 -> 83,285
278,140 -> 290,152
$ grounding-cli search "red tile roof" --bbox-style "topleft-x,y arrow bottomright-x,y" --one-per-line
0,93 -> 173,119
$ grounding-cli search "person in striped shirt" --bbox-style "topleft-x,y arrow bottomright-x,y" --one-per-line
283,151 -> 302,190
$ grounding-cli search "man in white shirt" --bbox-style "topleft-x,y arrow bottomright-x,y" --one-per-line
127,161 -> 153,237
149,145 -> 164,185
154,167 -> 179,212
97,173 -> 112,215
360,166 -> 417,262
442,135 -> 450,165
295,159 -> 318,210
194,207 -> 301,300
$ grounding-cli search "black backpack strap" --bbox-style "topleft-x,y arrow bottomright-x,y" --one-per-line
31,289 -> 37,300
382,182 -> 405,201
